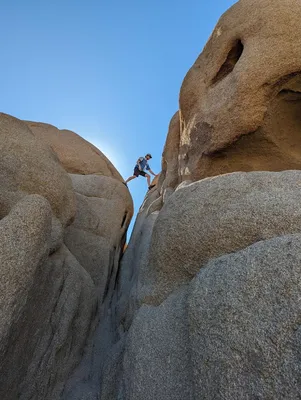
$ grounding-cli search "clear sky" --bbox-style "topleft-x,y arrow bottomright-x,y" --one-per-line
1,0 -> 237,239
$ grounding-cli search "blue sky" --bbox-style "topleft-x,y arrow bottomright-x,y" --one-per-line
1,0 -> 237,238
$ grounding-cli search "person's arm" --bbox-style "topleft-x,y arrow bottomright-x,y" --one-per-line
148,169 -> 157,176
146,164 -> 156,176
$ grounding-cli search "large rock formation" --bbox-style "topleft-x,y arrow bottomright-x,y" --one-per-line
2,0 -> 301,399
96,1 -> 301,399
159,0 -> 301,187
100,171 -> 301,400
0,113 -> 133,399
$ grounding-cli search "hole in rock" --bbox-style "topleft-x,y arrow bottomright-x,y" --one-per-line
212,39 -> 244,85
194,72 -> 301,181
279,88 -> 301,99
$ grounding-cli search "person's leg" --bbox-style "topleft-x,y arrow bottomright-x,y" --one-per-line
126,168 -> 140,184
145,173 -> 151,187
125,175 -> 137,184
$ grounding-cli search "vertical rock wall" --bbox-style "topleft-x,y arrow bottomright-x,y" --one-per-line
0,113 -> 133,400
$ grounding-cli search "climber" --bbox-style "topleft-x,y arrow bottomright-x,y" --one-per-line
124,153 -> 157,190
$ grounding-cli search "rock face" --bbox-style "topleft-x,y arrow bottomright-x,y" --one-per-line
0,112 -> 133,399
2,0 -> 301,399
25,121 -> 122,179
64,174 -> 132,298
157,111 -> 180,193
102,172 -> 301,400
189,235 -> 301,399
95,1 -> 301,399
148,171 -> 301,302
157,0 -> 301,188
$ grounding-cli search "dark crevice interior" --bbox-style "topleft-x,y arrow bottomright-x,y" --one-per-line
212,39 -> 244,85
121,212 -> 128,228
279,89 -> 301,95
279,88 -> 301,100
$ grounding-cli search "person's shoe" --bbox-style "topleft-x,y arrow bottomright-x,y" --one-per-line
122,182 -> 128,188
148,184 -> 155,191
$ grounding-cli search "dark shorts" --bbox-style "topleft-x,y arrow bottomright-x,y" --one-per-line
134,167 -> 147,177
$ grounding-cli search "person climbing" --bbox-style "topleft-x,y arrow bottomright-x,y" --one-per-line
124,153 -> 157,190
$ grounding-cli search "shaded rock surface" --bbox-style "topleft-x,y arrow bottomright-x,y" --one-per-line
98,171 -> 301,400
189,234 -> 301,399
150,171 -> 301,302
157,111 -> 180,194
122,287 -> 192,400
0,112 -> 132,399
64,174 -> 132,298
